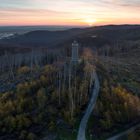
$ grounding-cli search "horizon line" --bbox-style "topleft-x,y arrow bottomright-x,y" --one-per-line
0,23 -> 140,27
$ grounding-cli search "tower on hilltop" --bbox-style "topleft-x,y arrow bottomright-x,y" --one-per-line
71,41 -> 79,64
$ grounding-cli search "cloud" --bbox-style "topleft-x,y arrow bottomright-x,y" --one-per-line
100,0 -> 140,7
0,0 -> 139,25
0,7 -> 72,18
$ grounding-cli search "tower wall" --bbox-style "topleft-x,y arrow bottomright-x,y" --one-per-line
71,41 -> 79,63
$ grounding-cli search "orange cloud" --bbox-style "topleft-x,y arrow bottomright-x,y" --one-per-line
0,0 -> 140,26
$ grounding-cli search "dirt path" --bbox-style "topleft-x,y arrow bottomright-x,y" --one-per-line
107,124 -> 140,140
77,71 -> 100,140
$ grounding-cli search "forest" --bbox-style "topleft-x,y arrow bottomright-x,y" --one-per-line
0,25 -> 140,140
86,63 -> 140,140
0,49 -> 95,140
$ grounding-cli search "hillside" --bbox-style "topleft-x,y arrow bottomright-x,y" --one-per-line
0,28 -> 85,47
1,25 -> 140,48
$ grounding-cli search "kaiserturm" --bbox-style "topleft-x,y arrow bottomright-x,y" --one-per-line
71,41 -> 79,64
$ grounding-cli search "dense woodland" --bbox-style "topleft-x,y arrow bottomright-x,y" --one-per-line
0,44 -> 139,140
87,64 -> 140,140
0,55 -> 94,140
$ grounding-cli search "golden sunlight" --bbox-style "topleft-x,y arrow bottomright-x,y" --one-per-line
84,18 -> 97,26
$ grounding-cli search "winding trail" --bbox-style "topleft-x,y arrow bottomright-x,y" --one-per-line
107,123 -> 140,140
77,71 -> 100,140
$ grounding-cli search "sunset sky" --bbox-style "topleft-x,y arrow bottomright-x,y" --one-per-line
0,0 -> 140,26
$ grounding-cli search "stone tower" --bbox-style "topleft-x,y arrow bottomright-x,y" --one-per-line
71,41 -> 79,63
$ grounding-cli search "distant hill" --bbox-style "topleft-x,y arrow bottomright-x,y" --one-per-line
1,25 -> 140,47
86,25 -> 140,40
0,28 -> 85,47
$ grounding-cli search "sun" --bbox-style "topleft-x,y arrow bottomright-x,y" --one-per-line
85,18 -> 97,26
